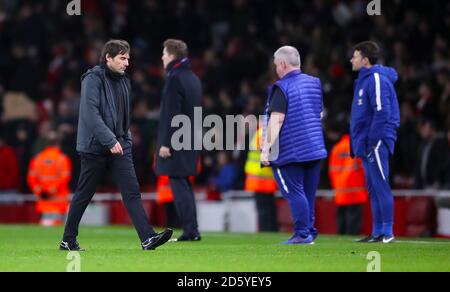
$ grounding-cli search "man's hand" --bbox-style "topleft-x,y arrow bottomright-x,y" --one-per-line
159,146 -> 172,159
261,148 -> 270,167
110,142 -> 124,155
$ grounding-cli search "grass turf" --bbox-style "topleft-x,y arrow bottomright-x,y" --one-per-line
0,225 -> 449,272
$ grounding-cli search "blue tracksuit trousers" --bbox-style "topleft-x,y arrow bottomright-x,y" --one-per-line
363,140 -> 395,238
272,161 -> 321,239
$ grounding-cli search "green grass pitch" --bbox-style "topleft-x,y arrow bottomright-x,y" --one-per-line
0,225 -> 449,272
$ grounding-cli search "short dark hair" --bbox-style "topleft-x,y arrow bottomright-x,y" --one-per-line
353,41 -> 380,65
100,40 -> 130,64
163,39 -> 188,59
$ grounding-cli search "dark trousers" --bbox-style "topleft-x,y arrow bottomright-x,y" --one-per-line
164,202 -> 181,229
255,193 -> 279,232
63,149 -> 156,243
169,177 -> 200,237
337,205 -> 363,235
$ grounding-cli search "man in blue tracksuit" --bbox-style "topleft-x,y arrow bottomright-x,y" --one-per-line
261,46 -> 327,245
350,41 -> 400,244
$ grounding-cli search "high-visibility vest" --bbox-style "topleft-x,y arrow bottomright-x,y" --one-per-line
27,146 -> 72,214
157,176 -> 174,204
244,128 -> 278,193
329,135 -> 368,206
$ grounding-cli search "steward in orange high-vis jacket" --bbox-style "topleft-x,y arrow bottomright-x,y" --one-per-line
28,140 -> 72,226
329,134 -> 368,235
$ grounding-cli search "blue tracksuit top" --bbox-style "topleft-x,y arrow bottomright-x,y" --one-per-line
350,65 -> 400,158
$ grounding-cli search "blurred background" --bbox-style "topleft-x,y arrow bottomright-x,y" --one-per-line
0,0 -> 449,237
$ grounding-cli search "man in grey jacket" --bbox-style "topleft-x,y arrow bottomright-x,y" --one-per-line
60,40 -> 173,251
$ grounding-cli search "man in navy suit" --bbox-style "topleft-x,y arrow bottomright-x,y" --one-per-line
156,39 -> 202,242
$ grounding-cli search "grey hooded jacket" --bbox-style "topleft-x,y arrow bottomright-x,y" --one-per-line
76,65 -> 132,154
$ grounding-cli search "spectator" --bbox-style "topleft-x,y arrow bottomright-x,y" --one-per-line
392,101 -> 420,188
210,151 -> 238,193
415,119 -> 448,189
416,83 -> 439,121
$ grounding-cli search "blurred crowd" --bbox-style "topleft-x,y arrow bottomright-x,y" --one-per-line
0,0 -> 449,195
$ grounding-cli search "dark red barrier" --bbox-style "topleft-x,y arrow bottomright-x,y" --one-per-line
0,203 -> 40,224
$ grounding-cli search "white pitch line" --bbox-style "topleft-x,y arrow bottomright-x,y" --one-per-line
395,240 -> 450,245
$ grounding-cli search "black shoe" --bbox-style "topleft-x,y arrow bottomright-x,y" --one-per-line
59,241 -> 85,251
357,235 -> 384,243
172,235 -> 202,242
141,229 -> 173,251
357,235 -> 374,243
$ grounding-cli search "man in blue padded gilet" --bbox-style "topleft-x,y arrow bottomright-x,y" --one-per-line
261,46 -> 327,245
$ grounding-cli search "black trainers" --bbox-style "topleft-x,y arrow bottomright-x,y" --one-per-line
141,229 -> 173,251
59,241 -> 85,251
357,235 -> 374,243
171,235 -> 202,242
357,235 -> 384,243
